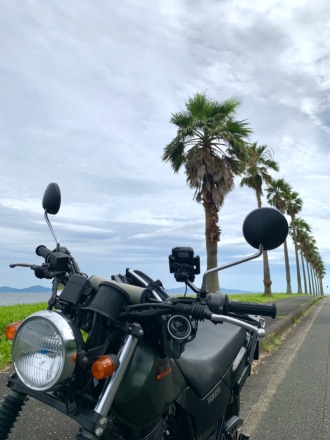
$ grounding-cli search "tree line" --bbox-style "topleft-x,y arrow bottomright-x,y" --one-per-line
162,92 -> 325,296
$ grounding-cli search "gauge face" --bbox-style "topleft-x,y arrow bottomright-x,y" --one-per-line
167,315 -> 192,340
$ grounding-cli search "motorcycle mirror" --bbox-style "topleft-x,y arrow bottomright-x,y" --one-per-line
242,207 -> 288,251
42,182 -> 61,215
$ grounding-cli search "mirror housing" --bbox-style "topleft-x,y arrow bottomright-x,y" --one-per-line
242,207 -> 288,251
42,183 -> 61,215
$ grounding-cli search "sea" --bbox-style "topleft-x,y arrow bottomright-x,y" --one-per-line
0,292 -> 51,306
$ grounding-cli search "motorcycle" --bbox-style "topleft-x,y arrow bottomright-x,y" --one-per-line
0,183 -> 288,440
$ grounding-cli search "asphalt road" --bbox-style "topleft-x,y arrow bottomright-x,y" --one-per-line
241,297 -> 330,439
0,372 -> 79,439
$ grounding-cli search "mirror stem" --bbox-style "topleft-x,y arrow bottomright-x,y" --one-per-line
201,245 -> 263,294
44,210 -> 60,251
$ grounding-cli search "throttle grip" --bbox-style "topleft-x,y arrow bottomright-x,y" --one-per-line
36,245 -> 53,260
206,293 -> 277,319
227,300 -> 277,319
35,245 -> 70,272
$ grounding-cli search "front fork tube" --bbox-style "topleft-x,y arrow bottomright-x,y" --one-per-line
94,323 -> 143,417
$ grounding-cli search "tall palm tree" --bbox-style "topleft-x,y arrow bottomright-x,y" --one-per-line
163,93 -> 251,292
296,229 -> 310,294
305,238 -> 317,294
317,259 -> 326,295
300,231 -> 326,295
266,178 -> 292,294
286,191 -> 303,292
307,244 -> 320,294
293,218 -> 312,293
240,142 -> 279,295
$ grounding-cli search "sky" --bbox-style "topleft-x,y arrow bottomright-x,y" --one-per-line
0,0 -> 330,293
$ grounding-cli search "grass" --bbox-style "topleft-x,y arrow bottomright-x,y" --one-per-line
0,302 -> 47,370
262,332 -> 280,352
227,293 -> 306,303
0,293 -> 306,369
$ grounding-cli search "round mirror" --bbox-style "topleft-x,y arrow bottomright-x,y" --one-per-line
242,207 -> 288,251
42,183 -> 61,215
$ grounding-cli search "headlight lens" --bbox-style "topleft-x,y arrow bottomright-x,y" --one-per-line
12,310 -> 80,391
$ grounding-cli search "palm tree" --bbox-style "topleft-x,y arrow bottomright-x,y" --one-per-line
316,259 -> 326,295
162,93 -> 251,292
239,142 -> 279,295
296,229 -> 310,294
286,191 -> 303,292
305,242 -> 325,295
266,178 -> 292,294
292,217 -> 312,293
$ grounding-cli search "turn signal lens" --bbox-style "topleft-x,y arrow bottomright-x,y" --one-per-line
91,355 -> 117,380
5,322 -> 21,340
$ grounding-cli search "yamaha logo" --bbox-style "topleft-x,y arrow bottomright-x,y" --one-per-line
206,386 -> 221,405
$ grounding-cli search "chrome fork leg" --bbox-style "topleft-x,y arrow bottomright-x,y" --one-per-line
94,326 -> 142,417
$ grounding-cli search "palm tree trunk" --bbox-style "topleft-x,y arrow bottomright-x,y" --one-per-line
263,250 -> 272,295
306,262 -> 312,294
294,242 -> 302,293
312,268 -> 317,295
204,200 -> 220,293
310,266 -> 316,294
300,252 -> 307,294
283,240 -> 292,294
256,194 -> 272,296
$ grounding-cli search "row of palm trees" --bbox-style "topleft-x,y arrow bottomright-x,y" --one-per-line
162,92 -> 325,295
267,179 -> 325,295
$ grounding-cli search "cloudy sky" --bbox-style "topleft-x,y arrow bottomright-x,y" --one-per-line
1,0 -> 329,294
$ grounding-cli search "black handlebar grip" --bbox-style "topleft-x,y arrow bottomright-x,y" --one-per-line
36,245 -> 52,261
36,245 -> 70,272
227,300 -> 277,319
33,265 -> 53,279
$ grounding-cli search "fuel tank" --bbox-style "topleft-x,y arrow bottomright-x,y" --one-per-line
112,339 -> 187,427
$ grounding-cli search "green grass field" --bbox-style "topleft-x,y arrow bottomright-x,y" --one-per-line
0,302 -> 47,370
0,293 -> 306,369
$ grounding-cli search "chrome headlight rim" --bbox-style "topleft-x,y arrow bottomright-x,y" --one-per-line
12,310 -> 82,391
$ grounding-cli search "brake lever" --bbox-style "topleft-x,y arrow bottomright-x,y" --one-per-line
210,313 -> 266,338
9,263 -> 35,268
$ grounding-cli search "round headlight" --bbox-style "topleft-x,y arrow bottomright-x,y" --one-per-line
12,310 -> 81,391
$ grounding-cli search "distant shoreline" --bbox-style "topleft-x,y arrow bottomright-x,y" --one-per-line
0,291 -> 51,294
0,285 -> 51,294
0,292 -> 50,306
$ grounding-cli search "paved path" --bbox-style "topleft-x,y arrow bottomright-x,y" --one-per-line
241,297 -> 329,438
263,294 -> 319,333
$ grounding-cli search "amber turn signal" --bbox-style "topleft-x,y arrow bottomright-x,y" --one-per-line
5,321 -> 22,340
91,355 -> 118,380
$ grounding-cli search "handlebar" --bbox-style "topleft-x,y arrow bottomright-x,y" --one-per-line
206,293 -> 277,319
10,245 -> 81,282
